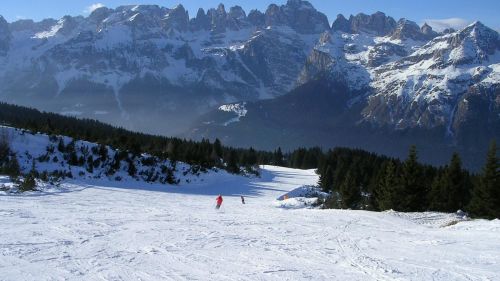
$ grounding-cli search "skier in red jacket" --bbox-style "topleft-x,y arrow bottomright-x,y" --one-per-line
216,194 -> 223,209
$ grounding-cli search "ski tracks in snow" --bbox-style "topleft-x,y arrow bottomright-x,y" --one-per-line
0,166 -> 499,280
335,218 -> 403,281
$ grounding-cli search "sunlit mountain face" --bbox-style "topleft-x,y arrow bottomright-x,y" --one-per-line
0,1 -> 498,169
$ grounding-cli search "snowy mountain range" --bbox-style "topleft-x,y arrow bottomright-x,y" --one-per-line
0,1 -> 331,134
0,0 -> 498,167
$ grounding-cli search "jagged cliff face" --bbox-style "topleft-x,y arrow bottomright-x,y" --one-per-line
366,22 -> 499,133
297,21 -> 499,135
0,1 -> 329,135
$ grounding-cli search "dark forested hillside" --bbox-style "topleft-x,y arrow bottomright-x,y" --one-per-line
0,102 -> 269,174
317,144 -> 499,219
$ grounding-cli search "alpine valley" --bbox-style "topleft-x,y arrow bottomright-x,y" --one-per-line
0,0 -> 498,169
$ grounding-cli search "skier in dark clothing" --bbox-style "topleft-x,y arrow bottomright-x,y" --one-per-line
216,194 -> 223,209
241,196 -> 245,204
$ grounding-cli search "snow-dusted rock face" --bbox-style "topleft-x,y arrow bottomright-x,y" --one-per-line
297,21 -> 499,134
332,12 -> 397,36
420,23 -> 438,39
0,1 -> 330,135
365,22 -> 500,131
391,19 -> 433,41
0,1 -> 498,144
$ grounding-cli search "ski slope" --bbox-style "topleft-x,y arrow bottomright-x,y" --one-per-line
0,166 -> 499,281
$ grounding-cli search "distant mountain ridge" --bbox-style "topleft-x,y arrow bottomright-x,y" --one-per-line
0,1 -> 336,135
0,1 -> 477,133
0,1 -> 498,169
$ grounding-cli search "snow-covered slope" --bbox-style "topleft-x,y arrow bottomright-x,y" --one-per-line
0,126 -> 218,188
1,165 -> 499,280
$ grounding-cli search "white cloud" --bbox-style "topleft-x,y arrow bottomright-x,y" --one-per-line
422,18 -> 472,32
84,3 -> 105,14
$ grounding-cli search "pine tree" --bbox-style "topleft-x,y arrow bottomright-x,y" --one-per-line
6,154 -> 21,180
19,173 -> 36,192
399,145 -> 426,211
429,172 -> 446,211
166,141 -> 179,163
111,153 -> 121,171
245,147 -> 258,167
0,129 -> 10,164
127,159 -> 137,177
273,147 -> 284,166
213,139 -> 223,159
429,153 -> 467,212
68,149 -> 79,166
165,167 -> 176,184
98,144 -> 108,162
320,165 -> 333,192
445,153 -> 466,211
468,141 -> 500,218
376,160 -> 398,211
86,155 -> 94,173
57,138 -> 66,153
226,149 -> 240,174
339,171 -> 360,209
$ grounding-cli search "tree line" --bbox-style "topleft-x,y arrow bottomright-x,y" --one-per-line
0,103 -> 324,175
0,102 -> 271,174
317,144 -> 499,219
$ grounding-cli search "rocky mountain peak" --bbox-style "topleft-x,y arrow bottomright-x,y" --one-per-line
207,4 -> 228,33
9,18 -> 58,34
285,0 -> 315,10
116,4 -> 164,14
420,23 -> 438,39
88,6 -> 112,25
360,12 -> 397,35
331,14 -> 350,33
228,6 -> 246,20
9,19 -> 34,32
163,4 -> 189,31
217,3 -> 226,13
448,21 -> 499,61
264,4 -> 285,27
190,8 -> 210,31
333,12 -> 397,36
461,21 -> 498,44
443,28 -> 456,34
107,5 -> 166,30
54,16 -> 81,37
227,6 -> 248,30
264,0 -> 329,34
247,9 -> 265,27
391,18 -> 428,41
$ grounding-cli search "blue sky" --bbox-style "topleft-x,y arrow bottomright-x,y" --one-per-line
1,0 -> 499,31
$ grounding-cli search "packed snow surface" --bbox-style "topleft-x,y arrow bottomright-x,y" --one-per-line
1,166 -> 499,280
